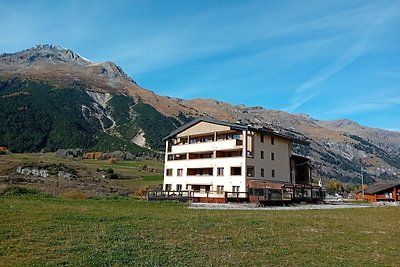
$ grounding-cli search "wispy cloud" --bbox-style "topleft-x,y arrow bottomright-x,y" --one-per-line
324,91 -> 400,116
284,32 -> 372,112
380,68 -> 400,78
284,1 -> 400,112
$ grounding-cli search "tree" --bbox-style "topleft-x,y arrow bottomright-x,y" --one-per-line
326,179 -> 343,195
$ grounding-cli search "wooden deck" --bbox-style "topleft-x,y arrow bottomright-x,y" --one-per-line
147,190 -> 249,203
147,184 -> 324,205
248,184 -> 325,206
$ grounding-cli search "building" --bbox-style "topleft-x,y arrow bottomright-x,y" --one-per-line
355,183 -> 400,202
161,118 -> 322,203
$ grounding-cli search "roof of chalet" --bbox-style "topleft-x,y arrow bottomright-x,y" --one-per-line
164,117 -> 309,145
361,183 -> 400,195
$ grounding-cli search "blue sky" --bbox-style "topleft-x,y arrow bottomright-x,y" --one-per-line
1,0 -> 400,131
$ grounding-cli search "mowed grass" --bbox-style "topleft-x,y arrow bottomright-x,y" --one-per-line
1,195 -> 399,266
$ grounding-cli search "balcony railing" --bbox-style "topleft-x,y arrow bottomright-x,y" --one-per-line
171,139 -> 243,154
147,190 -> 249,201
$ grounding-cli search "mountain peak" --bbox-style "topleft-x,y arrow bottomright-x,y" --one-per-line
33,44 -> 67,51
0,44 -> 93,67
0,44 -> 140,91
95,61 -> 137,85
327,119 -> 361,127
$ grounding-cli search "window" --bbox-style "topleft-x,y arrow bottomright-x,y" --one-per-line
232,134 -> 241,139
271,152 -> 275,160
271,169 -> 275,178
187,168 -> 213,176
232,186 -> 240,192
217,185 -> 224,193
260,151 -> 264,159
231,167 -> 242,176
165,184 -> 172,191
271,137 -> 275,145
261,168 -> 264,177
176,184 -> 182,191
247,166 -> 255,177
260,135 -> 264,143
177,168 -> 183,176
174,154 -> 186,160
166,169 -> 173,176
217,167 -> 224,176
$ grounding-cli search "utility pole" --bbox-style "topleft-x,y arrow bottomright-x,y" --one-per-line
360,161 -> 364,200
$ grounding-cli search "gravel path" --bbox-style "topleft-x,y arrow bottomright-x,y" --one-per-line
188,202 -> 377,211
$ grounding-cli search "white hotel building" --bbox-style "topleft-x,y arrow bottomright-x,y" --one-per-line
162,118 -> 313,202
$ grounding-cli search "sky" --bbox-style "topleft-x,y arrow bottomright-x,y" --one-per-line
1,0 -> 400,131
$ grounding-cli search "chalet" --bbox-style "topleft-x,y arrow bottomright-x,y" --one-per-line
355,183 -> 400,203
157,118 -> 323,204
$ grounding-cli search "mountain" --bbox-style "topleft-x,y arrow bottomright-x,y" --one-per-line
0,45 -> 196,156
1,45 -> 399,184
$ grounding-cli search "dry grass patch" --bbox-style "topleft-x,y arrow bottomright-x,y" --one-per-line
60,190 -> 89,200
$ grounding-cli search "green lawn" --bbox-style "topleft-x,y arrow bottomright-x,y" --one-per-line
109,175 -> 163,188
1,193 -> 399,266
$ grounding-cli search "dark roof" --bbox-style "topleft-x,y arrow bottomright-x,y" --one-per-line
291,154 -> 312,167
362,183 -> 400,195
291,153 -> 311,161
163,117 -> 309,144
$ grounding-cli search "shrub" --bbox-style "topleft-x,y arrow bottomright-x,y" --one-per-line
136,186 -> 150,197
109,173 -> 119,179
107,158 -> 116,164
3,186 -> 40,195
55,149 -> 83,158
2,186 -> 53,198
105,168 -> 114,174
141,164 -> 147,171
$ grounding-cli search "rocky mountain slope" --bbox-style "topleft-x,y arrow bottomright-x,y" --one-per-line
1,45 -> 399,184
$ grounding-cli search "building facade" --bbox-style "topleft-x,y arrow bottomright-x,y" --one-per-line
162,118 -> 315,202
355,183 -> 400,202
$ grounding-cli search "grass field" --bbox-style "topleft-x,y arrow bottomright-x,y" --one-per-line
1,153 -> 164,177
1,193 -> 399,266
0,153 -> 164,194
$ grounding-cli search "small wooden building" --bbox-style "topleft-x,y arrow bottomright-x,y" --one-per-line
355,183 -> 400,202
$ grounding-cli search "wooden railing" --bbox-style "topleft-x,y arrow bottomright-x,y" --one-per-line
147,190 -> 249,202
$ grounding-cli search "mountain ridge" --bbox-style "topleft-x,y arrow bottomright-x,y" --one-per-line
1,45 -> 399,184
